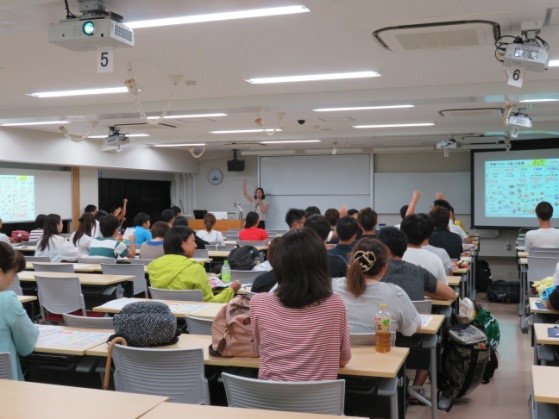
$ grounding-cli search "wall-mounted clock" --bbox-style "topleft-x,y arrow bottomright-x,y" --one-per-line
208,168 -> 224,185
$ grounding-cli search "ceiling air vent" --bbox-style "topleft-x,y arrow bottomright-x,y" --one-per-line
439,107 -> 504,118
373,20 -> 500,51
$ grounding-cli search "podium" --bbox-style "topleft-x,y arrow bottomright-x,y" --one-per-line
188,219 -> 244,232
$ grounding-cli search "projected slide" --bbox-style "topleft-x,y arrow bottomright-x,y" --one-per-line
0,175 -> 35,222
485,159 -> 559,218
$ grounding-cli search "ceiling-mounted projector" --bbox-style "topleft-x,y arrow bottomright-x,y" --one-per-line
435,138 -> 459,150
503,43 -> 548,72
507,113 -> 532,128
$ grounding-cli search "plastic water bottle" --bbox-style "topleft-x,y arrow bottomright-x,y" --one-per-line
221,259 -> 231,283
375,303 -> 392,353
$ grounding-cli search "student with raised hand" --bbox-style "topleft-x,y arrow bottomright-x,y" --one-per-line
242,180 -> 268,229
0,243 -> 39,380
34,214 -> 80,262
131,212 -> 152,245
433,192 -> 469,242
332,237 -> 421,335
250,229 -> 351,381
196,213 -> 225,245
239,211 -> 268,241
88,215 -> 136,259
70,212 -> 96,256
148,226 -> 240,303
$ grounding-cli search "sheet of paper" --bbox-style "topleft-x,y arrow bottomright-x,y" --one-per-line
38,330 -> 110,348
37,324 -> 64,338
96,297 -> 146,310
165,303 -> 210,315
420,314 -> 433,327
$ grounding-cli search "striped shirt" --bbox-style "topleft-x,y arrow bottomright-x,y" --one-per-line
88,237 -> 127,259
250,293 -> 351,381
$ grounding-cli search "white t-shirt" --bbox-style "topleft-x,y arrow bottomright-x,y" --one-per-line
0,233 -> 10,244
69,232 -> 93,256
403,247 -> 448,284
196,229 -> 225,245
525,228 -> 559,252
423,244 -> 452,274
34,235 -> 80,262
449,222 -> 468,241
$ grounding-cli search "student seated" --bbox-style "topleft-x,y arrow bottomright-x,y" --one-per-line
0,243 -> 39,380
161,208 -> 176,227
175,216 -> 209,249
148,226 -> 240,302
131,212 -> 152,245
250,229 -> 351,381
88,215 -> 136,259
251,238 -> 280,292
284,208 -> 306,230
70,212 -> 96,256
140,221 -> 169,260
239,212 -> 268,241
324,208 -> 340,243
0,218 -> 10,244
526,201 -> 559,251
418,213 -> 452,275
357,207 -> 378,238
428,207 -> 463,260
28,214 -> 46,243
304,215 -> 347,278
196,213 -> 225,245
328,216 -> 359,263
333,238 -> 421,335
34,214 -> 80,262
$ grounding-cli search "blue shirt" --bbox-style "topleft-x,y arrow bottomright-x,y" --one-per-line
133,226 -> 153,245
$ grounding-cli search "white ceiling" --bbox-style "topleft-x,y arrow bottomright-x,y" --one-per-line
1,0 -> 559,156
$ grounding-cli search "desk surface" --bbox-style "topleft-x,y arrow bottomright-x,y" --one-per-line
430,293 -> 458,307
518,251 -> 528,258
519,257 -> 528,265
533,365 -> 559,404
17,295 -> 37,304
530,298 -> 559,315
419,314 -> 445,335
447,276 -> 461,287
0,379 -> 167,419
18,271 -> 134,286
451,268 -> 468,275
93,298 -> 225,319
533,323 -> 559,345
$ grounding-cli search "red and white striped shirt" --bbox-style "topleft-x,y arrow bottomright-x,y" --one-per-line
250,292 -> 351,381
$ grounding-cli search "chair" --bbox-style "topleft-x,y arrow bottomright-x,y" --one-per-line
33,262 -> 75,273
349,332 -> 396,346
77,257 -> 116,264
24,256 -> 51,263
193,249 -> 209,259
35,274 -> 86,322
148,287 -> 203,301
0,352 -> 13,380
222,372 -> 345,415
238,240 -> 268,247
230,270 -> 261,285
101,263 -> 147,296
184,316 -> 213,335
527,254 -> 559,282
111,345 -> 210,404
62,313 -> 114,329
412,299 -> 433,314
7,274 -> 23,295
129,258 -> 153,265
207,244 -> 237,252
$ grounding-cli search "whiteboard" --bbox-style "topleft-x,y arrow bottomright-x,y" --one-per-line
373,172 -> 470,214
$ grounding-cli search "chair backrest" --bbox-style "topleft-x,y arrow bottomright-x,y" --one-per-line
129,258 -> 152,265
193,249 -> 209,259
349,332 -> 396,346
184,316 -> 213,335
101,263 -> 146,296
35,275 -> 86,320
33,262 -> 75,273
207,244 -> 237,252
0,352 -> 13,380
62,313 -> 114,329
237,240 -> 268,247
230,270 -> 261,285
7,274 -> 23,295
412,300 -> 433,314
24,256 -> 51,263
111,345 -> 210,404
222,372 -> 345,415
266,230 -> 287,237
77,257 -> 117,264
148,287 -> 203,302
527,255 -> 559,282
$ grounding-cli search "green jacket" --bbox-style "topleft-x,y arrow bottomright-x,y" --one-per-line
147,254 -> 234,303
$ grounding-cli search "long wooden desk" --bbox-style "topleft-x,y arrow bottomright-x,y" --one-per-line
25,260 -> 211,273
93,298 -> 225,319
530,297 -> 559,315
18,271 -> 134,286
34,325 -> 113,356
533,323 -> 559,346
532,365 -> 559,418
447,276 -> 461,287
0,379 -> 167,419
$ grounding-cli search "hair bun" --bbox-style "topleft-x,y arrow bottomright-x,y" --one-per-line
353,250 -> 376,272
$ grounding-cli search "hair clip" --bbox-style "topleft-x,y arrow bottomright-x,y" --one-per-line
353,250 -> 376,272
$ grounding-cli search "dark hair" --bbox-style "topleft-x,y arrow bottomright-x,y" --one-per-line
274,229 -> 332,308
84,204 -> 97,213
399,205 -> 409,220
346,238 -> 388,297
72,212 -> 95,246
336,216 -> 359,241
305,206 -> 321,218
266,237 -> 280,268
38,214 -> 62,251
536,201 -> 553,221
151,221 -> 170,239
285,208 -> 306,228
433,199 -> 452,211
400,214 -> 429,245
0,243 -> 25,274
304,215 -> 331,241
133,212 -> 150,227
95,210 -> 108,220
347,208 -> 359,216
99,215 -> 120,238
161,209 -> 175,223
35,214 -> 47,229
171,205 -> 182,216
203,213 -> 216,232
254,187 -> 266,200
418,213 -> 434,238
429,206 -> 450,231
377,226 -> 407,258
244,211 -> 259,228
163,226 -> 194,255
324,208 -> 340,227
357,207 -> 377,232
173,216 -> 188,227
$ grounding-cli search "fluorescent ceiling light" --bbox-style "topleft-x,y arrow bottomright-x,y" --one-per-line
210,128 -> 282,134
549,59 -> 559,67
354,123 -> 434,129
314,104 -> 414,112
88,133 -> 150,139
153,143 -> 206,148
519,98 -> 559,103
260,139 -> 321,144
1,120 -> 68,126
246,71 -> 380,84
29,87 -> 128,98
127,6 -> 309,29
146,113 -> 227,119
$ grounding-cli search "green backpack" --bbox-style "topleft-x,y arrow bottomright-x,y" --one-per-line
473,308 -> 500,349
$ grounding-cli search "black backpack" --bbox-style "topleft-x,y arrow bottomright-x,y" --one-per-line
487,280 -> 520,304
475,259 -> 493,292
228,245 -> 264,270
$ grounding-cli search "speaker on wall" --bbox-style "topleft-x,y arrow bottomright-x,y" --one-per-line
227,159 -> 245,172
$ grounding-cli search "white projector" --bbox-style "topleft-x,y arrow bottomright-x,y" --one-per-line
49,16 -> 134,51
435,139 -> 459,150
503,43 -> 548,72
507,114 -> 532,128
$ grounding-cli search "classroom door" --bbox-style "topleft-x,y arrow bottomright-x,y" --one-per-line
98,178 -> 171,228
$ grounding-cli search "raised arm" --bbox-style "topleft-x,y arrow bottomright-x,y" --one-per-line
435,191 -> 446,201
242,180 -> 253,203
405,190 -> 421,216
120,198 -> 128,220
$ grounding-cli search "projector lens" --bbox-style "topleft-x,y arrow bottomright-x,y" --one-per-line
82,21 -> 95,36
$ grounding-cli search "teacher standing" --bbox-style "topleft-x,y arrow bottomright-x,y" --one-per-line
243,180 -> 268,229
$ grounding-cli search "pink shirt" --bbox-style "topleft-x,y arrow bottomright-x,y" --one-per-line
239,227 -> 268,241
250,293 -> 351,381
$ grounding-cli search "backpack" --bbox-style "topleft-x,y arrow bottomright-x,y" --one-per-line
438,324 -> 489,411
209,295 -> 258,358
472,308 -> 500,383
487,280 -> 520,304
228,245 -> 264,270
475,259 -> 493,292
